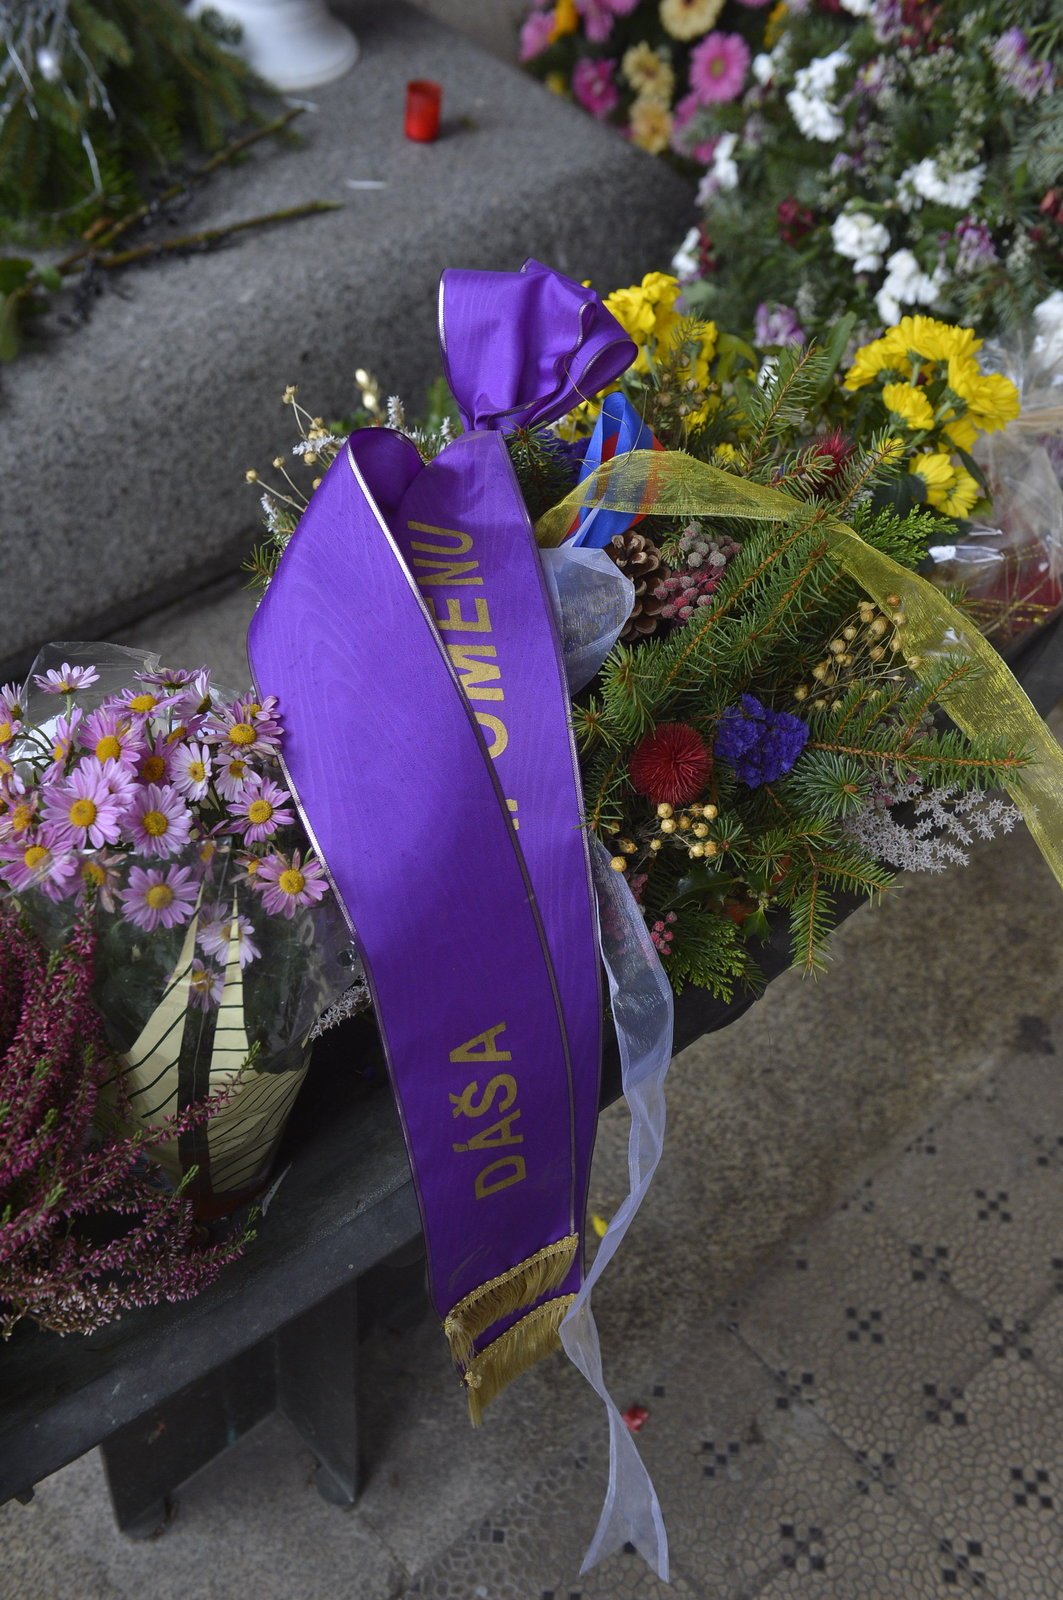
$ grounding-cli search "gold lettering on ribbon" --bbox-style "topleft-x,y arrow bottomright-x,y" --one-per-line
407,522 -> 474,554
475,713 -> 508,758
428,596 -> 493,633
449,1025 -> 526,1198
448,645 -> 503,701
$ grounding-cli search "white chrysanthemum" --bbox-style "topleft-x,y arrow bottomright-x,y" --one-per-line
831,211 -> 891,273
752,51 -> 775,85
1032,291 -> 1063,374
897,157 -> 986,212
787,89 -> 844,140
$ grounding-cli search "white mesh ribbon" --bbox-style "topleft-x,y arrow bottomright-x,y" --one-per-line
545,546 -> 675,1580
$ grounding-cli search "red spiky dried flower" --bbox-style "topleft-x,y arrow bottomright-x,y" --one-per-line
629,723 -> 711,806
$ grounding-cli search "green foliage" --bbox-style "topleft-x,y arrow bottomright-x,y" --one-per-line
1,0 -> 271,247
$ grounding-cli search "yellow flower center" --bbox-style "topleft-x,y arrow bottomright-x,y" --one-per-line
228,722 -> 256,747
145,884 -> 174,910
128,693 -> 157,713
52,741 -> 68,763
23,845 -> 47,869
12,804 -> 34,833
200,840 -> 217,864
69,798 -> 98,828
143,809 -> 169,837
82,861 -> 105,887
244,855 -> 261,875
248,799 -> 274,825
187,760 -> 206,783
141,754 -> 166,782
278,868 -> 305,896
227,759 -> 248,779
191,968 -> 214,994
0,721 -> 12,743
96,735 -> 122,762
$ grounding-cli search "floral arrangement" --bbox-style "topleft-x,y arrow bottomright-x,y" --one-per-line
668,0 -> 1061,339
0,646 -> 351,1223
0,908 -> 248,1337
248,277 -> 1032,999
520,0 -> 775,160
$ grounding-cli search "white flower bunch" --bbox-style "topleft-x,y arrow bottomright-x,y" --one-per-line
830,209 -> 890,272
696,131 -> 740,203
786,48 -> 849,142
897,157 -> 986,212
874,248 -> 945,323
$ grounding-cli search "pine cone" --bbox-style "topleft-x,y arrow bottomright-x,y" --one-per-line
604,530 -> 667,642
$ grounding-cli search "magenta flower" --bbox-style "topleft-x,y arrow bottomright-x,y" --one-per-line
197,908 -> 260,969
203,695 -> 283,758
670,90 -> 715,162
136,665 -> 199,691
572,57 -> 620,118
689,32 -> 750,104
127,782 -> 194,859
0,683 -> 26,723
80,705 -> 144,769
215,753 -> 254,803
189,958 -> 226,1011
33,662 -> 99,695
116,683 -> 182,720
991,28 -> 1054,101
229,773 -> 295,844
120,864 -> 200,932
254,849 -> 329,919
43,760 -> 129,849
134,732 -> 174,787
0,830 -> 79,900
171,741 -> 213,801
519,9 -> 554,60
171,669 -> 215,731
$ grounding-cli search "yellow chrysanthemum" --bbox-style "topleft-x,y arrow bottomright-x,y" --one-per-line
966,371 -> 1021,434
881,382 -> 935,432
629,96 -> 674,154
889,315 -> 983,368
843,336 -> 912,391
605,272 -> 683,367
712,442 -> 742,466
550,0 -> 579,40
622,42 -> 675,103
764,0 -> 788,48
659,0 -> 725,43
941,415 -> 978,453
910,453 -> 980,518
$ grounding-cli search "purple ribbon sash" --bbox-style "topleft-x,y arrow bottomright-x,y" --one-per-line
249,263 -> 636,1405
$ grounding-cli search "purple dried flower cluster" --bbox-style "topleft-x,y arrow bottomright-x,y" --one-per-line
0,661 -> 330,1009
0,911 -> 247,1338
990,29 -> 1054,104
715,694 -> 809,787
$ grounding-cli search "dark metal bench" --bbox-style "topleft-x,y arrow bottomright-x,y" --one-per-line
2,620 -> 1060,1538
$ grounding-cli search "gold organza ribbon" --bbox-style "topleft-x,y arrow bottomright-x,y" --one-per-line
536,450 -> 1063,890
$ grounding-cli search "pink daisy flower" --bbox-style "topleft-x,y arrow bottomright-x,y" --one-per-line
171,741 -> 213,801
670,89 -> 716,162
689,32 -> 750,103
45,708 -> 84,771
572,57 -> 621,118
127,782 -> 194,859
189,958 -> 226,1011
230,773 -> 294,845
171,669 -> 215,730
77,849 -> 126,912
116,683 -> 182,719
203,695 -> 283,758
254,849 -> 329,919
135,732 -> 174,787
120,864 -> 199,932
136,666 -> 199,692
0,775 -> 39,843
197,907 -> 260,968
80,705 -> 144,770
0,683 -> 26,723
215,753 -> 254,803
519,9 -> 553,60
0,695 -> 21,746
44,760 -> 129,849
33,662 -> 100,695
0,829 -> 79,900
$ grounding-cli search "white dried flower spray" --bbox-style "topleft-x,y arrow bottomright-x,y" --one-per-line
846,776 -> 1019,873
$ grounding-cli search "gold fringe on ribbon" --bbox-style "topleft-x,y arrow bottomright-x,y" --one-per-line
463,1294 -> 576,1425
442,1234 -> 578,1369
535,449 -> 1063,893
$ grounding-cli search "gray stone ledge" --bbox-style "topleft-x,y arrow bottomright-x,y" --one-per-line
1,0 -> 692,677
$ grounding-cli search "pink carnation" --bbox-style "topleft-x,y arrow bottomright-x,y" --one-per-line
572,56 -> 620,118
689,32 -> 750,104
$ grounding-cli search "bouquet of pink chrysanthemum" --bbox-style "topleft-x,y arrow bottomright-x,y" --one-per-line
0,642 -> 353,1214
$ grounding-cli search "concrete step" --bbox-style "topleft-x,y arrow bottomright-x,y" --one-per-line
2,0 -> 693,677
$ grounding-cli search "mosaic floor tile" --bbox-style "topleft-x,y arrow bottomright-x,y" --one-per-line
730,1206 -> 988,1459
894,1357 -> 1063,1599
748,1489 -> 993,1598
1029,1295 -> 1063,1391
980,1011 -> 1063,1149
867,1097 -> 1063,1320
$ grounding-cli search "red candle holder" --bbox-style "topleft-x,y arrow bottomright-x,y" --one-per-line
405,79 -> 442,142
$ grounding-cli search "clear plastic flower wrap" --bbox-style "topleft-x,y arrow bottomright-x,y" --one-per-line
927,322 -> 1063,647
1,642 -> 355,1215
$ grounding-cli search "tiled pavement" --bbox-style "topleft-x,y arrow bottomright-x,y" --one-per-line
2,672 -> 1062,1598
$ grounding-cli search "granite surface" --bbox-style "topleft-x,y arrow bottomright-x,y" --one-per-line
0,0 -> 692,676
